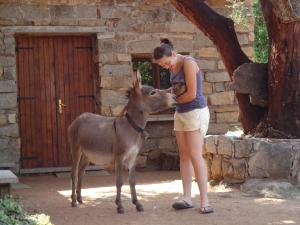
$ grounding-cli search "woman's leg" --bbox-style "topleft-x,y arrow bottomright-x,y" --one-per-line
175,131 -> 193,204
185,130 -> 209,207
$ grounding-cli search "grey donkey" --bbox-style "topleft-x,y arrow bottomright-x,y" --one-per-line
68,71 -> 176,213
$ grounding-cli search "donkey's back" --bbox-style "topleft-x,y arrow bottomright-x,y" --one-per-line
68,112 -> 116,167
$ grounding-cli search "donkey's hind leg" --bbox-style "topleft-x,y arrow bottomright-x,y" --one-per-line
76,154 -> 89,204
71,149 -> 82,207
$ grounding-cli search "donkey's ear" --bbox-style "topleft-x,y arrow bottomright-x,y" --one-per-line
132,69 -> 141,92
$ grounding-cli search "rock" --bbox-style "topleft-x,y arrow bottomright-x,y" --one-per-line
214,83 -> 225,92
249,140 -> 293,179
240,179 -> 300,199
135,155 -> 147,168
230,158 -> 247,181
289,147 -> 300,185
234,138 -> 254,158
169,22 -> 197,33
207,123 -> 231,135
204,135 -> 217,154
146,149 -> 162,170
0,80 -> 17,93
102,64 -> 132,77
161,150 -> 179,170
208,91 -> 235,105
0,124 -> 19,137
198,47 -> 219,58
211,155 -> 222,180
205,71 -> 230,82
197,60 -> 216,71
202,82 -> 213,94
217,135 -> 234,157
216,111 -> 239,123
230,63 -> 268,107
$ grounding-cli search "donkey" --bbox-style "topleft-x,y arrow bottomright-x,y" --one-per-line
68,71 -> 176,213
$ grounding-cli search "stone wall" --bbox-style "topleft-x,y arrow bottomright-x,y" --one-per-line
203,135 -> 300,184
0,0 -> 254,171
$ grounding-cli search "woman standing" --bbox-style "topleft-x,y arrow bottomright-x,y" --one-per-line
153,39 -> 213,214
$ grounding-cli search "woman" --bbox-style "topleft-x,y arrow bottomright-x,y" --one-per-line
153,39 -> 213,214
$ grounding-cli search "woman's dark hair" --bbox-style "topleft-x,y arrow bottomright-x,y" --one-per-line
153,38 -> 174,60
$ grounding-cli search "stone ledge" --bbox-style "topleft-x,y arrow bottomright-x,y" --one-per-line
0,170 -> 18,184
204,134 -> 300,184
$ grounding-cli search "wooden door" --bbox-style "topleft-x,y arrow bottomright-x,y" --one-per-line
17,36 -> 95,169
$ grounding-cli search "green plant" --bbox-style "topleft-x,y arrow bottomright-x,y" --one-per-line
0,196 -> 52,225
226,0 -> 251,27
253,0 -> 269,63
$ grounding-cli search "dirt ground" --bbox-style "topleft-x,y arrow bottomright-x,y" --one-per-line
13,171 -> 300,225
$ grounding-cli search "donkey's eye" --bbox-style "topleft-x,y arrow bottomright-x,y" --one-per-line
150,90 -> 156,95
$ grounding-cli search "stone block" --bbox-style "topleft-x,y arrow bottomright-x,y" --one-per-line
117,54 -> 131,62
211,155 -> 223,180
234,138 -> 254,158
218,61 -> 225,69
205,71 -> 230,82
135,155 -> 147,168
0,56 -> 15,67
0,124 -> 19,137
169,22 -> 197,33
198,47 -> 219,58
8,114 -> 16,124
230,158 -> 247,181
202,82 -> 213,94
207,123 -> 231,135
19,5 -> 50,20
0,114 -> 7,125
217,135 -> 234,156
216,111 -> 239,123
141,138 -> 158,153
197,59 -> 217,71
146,122 -> 173,138
100,89 -> 128,106
74,5 -> 98,19
193,33 -> 213,48
128,40 -> 158,53
102,64 -> 132,77
249,140 -> 293,179
50,5 -> 75,19
144,23 -> 167,33
214,83 -> 225,92
204,135 -> 217,154
208,91 -> 235,105
0,93 -> 17,109
214,105 -> 239,113
158,137 -> 176,150
0,80 -> 17,93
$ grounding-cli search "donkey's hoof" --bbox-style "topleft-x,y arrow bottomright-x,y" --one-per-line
117,206 -> 125,214
77,197 -> 83,204
136,204 -> 144,212
71,201 -> 77,207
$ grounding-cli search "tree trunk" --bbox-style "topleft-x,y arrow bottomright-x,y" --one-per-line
170,0 -> 266,134
260,1 -> 300,137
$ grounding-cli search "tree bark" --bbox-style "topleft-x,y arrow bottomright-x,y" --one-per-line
170,0 -> 265,134
260,1 -> 300,137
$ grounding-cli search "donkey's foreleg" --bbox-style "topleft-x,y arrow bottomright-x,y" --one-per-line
76,154 -> 89,204
71,150 -> 82,207
129,167 -> 144,212
115,162 -> 125,214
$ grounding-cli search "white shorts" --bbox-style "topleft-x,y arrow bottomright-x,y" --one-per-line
174,107 -> 210,135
